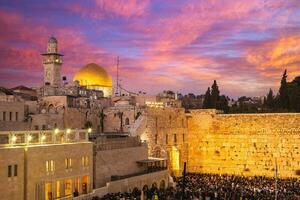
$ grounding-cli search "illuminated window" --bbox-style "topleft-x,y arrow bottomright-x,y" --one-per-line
56,181 -> 61,198
46,160 -> 55,172
65,158 -> 72,169
64,179 -> 72,196
82,156 -> 89,167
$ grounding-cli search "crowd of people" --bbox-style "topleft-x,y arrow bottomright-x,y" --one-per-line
90,173 -> 300,200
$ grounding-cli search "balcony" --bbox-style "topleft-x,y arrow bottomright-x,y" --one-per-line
0,129 -> 91,147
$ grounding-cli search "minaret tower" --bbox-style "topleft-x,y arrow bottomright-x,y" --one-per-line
41,36 -> 63,87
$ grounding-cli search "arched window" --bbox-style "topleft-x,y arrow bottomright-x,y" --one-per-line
125,117 -> 130,125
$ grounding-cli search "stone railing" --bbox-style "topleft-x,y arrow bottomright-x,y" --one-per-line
94,136 -> 146,151
0,129 -> 91,146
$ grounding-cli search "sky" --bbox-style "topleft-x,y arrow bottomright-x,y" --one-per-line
0,0 -> 300,98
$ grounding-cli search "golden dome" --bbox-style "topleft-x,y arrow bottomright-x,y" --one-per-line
73,63 -> 112,87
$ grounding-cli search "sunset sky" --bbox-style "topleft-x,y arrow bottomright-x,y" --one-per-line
0,0 -> 300,98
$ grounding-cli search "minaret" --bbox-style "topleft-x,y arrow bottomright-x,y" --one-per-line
41,36 -> 63,87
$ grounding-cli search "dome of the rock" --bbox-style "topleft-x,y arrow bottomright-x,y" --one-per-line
73,63 -> 113,97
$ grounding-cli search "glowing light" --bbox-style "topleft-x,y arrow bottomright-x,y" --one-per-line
12,135 -> 17,142
41,135 -> 46,141
88,128 -> 92,133
54,128 -> 59,134
171,146 -> 180,172
27,135 -> 32,142
66,129 -> 71,134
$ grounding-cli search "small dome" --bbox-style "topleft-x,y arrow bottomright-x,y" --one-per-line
73,63 -> 113,87
48,36 -> 57,43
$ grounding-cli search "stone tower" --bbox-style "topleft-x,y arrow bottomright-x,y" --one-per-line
41,36 -> 63,87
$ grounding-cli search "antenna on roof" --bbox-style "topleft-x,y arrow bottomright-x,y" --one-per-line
116,56 -> 120,96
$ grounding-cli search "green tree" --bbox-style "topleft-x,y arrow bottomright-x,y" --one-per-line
211,80 -> 220,108
203,87 -> 212,108
218,95 -> 229,113
279,69 -> 289,110
266,88 -> 274,110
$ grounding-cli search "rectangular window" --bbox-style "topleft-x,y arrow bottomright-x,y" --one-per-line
34,125 -> 39,130
183,134 -> 185,142
65,158 -> 72,169
8,165 -> 12,177
9,112 -> 12,121
46,160 -> 54,172
165,134 -> 168,144
3,112 -> 6,121
15,112 -> 18,121
82,156 -> 89,167
56,181 -> 61,198
155,134 -> 158,144
85,156 -> 89,166
81,156 -> 85,166
14,165 -> 17,176
46,161 -> 49,172
50,160 -> 54,171
174,134 -> 177,143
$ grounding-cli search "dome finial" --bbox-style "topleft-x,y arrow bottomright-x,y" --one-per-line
48,36 -> 57,43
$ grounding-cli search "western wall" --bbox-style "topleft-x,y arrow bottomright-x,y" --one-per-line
143,108 -> 300,178
142,107 -> 189,176
188,110 -> 300,178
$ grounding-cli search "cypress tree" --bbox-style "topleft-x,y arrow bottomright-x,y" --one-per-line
266,88 -> 274,110
211,80 -> 220,108
279,69 -> 289,109
203,87 -> 212,108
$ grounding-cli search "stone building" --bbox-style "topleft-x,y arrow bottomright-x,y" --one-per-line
0,129 -> 93,200
0,87 -> 31,131
140,107 -> 189,176
42,36 -> 63,87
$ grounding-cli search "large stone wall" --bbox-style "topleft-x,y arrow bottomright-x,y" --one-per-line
188,110 -> 300,178
142,108 -> 189,175
94,143 -> 148,188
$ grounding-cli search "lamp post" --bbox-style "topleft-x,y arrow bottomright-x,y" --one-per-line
181,162 -> 187,200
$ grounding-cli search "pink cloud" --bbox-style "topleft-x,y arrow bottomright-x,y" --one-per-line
69,0 -> 149,20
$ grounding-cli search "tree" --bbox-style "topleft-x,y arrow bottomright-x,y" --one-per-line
266,88 -> 274,110
211,80 -> 220,108
203,87 -> 212,108
279,69 -> 289,109
218,95 -> 229,113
